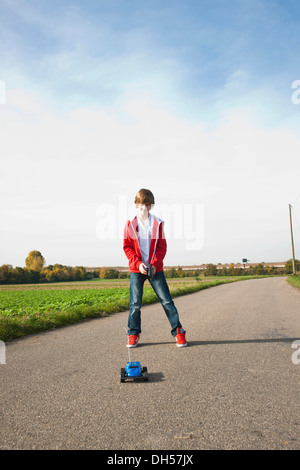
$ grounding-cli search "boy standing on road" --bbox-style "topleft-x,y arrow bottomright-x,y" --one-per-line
123,188 -> 187,348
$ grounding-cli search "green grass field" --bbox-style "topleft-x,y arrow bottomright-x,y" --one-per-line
0,275 -> 276,342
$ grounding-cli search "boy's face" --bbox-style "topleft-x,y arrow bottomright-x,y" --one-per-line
136,202 -> 151,219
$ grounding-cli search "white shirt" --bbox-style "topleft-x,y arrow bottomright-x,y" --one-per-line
137,214 -> 153,267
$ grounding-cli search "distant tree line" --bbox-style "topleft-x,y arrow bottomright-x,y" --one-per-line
165,260 -> 298,277
0,251 -> 298,284
0,263 -> 90,284
0,251 -> 90,284
92,267 -> 128,279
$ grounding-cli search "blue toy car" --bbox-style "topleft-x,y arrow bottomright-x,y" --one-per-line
120,361 -> 148,382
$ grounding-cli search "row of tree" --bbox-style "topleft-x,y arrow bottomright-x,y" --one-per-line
93,260 -> 298,280
0,250 -> 298,284
0,251 -> 90,284
169,260 -> 299,277
93,267 -> 127,279
165,263 -> 289,278
0,263 -> 91,284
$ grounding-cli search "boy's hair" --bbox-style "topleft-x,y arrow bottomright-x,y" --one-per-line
134,188 -> 155,206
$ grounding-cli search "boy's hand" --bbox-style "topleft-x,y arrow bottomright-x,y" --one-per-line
139,263 -> 148,275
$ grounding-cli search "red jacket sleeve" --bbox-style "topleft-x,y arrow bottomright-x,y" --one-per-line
123,221 -> 142,271
151,222 -> 167,269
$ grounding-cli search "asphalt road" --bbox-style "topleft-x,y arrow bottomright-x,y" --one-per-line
1,277 -> 300,450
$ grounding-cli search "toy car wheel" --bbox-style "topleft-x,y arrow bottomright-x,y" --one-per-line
142,367 -> 148,381
120,368 -> 126,382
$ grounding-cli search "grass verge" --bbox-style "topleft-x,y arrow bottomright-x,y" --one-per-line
286,275 -> 300,289
0,275 -> 271,342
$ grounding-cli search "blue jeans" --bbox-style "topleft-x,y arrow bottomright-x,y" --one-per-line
127,270 -> 182,337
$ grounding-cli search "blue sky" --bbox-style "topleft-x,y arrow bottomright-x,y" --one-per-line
2,0 -> 299,117
1,0 -> 300,268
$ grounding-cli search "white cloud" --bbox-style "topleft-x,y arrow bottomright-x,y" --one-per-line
1,85 -> 300,267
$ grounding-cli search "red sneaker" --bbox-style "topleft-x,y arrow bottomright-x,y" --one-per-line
126,334 -> 140,348
175,328 -> 187,347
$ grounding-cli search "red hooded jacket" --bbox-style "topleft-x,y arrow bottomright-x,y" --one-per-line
123,214 -> 167,273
